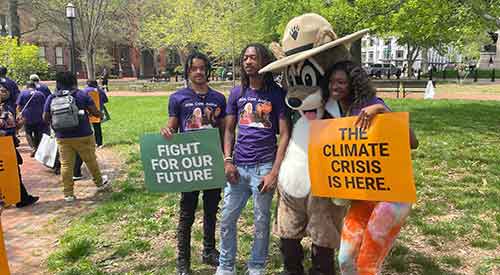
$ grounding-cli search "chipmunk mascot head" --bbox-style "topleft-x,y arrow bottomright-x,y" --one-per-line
259,13 -> 368,275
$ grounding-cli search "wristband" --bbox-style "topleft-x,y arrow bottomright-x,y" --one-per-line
224,156 -> 233,163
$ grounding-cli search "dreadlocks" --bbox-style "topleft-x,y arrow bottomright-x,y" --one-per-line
239,43 -> 276,93
321,60 -> 376,115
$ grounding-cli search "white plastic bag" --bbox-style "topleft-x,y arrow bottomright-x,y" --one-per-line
34,133 -> 58,168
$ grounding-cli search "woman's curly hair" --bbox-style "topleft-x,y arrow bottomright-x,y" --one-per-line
320,60 -> 376,115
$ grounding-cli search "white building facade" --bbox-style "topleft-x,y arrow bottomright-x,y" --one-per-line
361,35 -> 462,71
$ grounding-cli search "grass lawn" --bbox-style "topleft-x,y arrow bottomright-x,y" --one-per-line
45,96 -> 499,275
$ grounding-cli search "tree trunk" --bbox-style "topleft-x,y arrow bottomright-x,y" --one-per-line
8,0 -> 20,38
350,40 -> 362,65
406,43 -> 420,79
152,48 -> 159,77
421,48 -> 429,73
84,47 -> 96,80
177,47 -> 188,66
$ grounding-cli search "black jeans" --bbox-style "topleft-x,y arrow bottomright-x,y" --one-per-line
92,123 -> 103,146
74,123 -> 102,177
177,189 -> 222,265
15,150 -> 32,202
74,154 -> 83,177
25,122 -> 48,150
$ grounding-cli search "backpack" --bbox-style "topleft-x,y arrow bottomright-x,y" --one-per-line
50,90 -> 80,131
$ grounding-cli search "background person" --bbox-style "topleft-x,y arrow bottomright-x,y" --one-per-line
0,83 -> 39,208
43,72 -> 110,202
16,82 -> 49,157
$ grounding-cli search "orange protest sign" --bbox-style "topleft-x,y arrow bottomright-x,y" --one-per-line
0,217 -> 11,275
308,112 -> 416,203
0,136 -> 20,205
88,89 -> 101,123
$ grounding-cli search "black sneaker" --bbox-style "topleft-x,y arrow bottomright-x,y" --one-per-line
202,249 -> 220,266
176,266 -> 191,275
16,196 -> 39,208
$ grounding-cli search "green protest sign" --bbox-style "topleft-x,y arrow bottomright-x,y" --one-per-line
140,129 -> 225,192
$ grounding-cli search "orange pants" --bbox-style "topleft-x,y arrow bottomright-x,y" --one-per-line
338,201 -> 411,275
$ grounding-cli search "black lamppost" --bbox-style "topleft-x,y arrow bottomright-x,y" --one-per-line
0,15 -> 7,36
489,57 -> 495,82
66,3 -> 77,74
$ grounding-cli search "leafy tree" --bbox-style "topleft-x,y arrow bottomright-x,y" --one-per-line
29,0 -> 130,80
0,36 -> 49,84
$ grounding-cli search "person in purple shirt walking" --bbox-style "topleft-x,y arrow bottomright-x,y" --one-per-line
30,74 -> 52,98
215,44 -> 291,275
73,80 -> 109,180
161,52 -> 226,275
16,82 -> 49,156
43,72 -> 111,202
0,82 -> 39,208
0,66 -> 20,113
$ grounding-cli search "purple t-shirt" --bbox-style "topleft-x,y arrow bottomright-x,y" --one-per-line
227,84 -> 287,165
43,89 -> 95,138
348,97 -> 389,116
169,87 -> 226,133
35,83 -> 52,98
16,89 -> 46,125
83,86 -> 108,111
0,77 -> 20,112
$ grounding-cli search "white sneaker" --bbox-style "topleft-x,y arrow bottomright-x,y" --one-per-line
73,175 -> 84,181
64,195 -> 76,202
97,175 -> 111,192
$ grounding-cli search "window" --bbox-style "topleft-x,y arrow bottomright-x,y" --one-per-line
39,46 -> 46,59
55,47 -> 64,65
384,48 -> 391,59
396,50 -> 404,59
368,51 -> 374,62
369,39 -> 374,47
362,52 -> 367,62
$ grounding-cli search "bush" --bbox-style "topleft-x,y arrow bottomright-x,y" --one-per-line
0,36 -> 49,84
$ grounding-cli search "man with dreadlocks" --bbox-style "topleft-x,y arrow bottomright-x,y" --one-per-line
216,44 -> 291,275
161,51 -> 226,275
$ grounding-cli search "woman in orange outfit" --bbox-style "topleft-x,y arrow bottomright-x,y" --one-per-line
320,60 -> 418,275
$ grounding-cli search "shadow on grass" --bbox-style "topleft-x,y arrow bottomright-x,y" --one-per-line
385,243 -> 460,275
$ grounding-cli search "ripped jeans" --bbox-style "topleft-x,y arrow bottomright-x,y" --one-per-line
217,162 -> 275,274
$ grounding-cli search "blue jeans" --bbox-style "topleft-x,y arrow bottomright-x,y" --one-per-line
217,162 -> 275,274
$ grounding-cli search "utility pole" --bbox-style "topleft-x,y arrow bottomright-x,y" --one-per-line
8,0 -> 20,39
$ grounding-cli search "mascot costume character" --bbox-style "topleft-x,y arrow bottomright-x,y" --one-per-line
259,14 -> 368,275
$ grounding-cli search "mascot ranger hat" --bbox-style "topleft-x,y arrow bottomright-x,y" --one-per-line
260,13 -> 369,73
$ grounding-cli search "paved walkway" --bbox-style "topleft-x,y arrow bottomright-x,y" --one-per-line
1,139 -> 122,275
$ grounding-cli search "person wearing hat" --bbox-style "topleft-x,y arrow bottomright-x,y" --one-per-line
29,74 -> 52,98
259,13 -> 369,275
16,82 -> 49,157
0,66 -> 20,113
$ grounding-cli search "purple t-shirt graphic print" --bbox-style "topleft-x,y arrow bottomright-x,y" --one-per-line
227,84 -> 287,165
168,87 -> 226,133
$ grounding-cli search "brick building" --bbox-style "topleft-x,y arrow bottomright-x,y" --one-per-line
0,4 -> 180,79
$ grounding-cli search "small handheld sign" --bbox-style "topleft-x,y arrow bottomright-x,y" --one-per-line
308,112 -> 416,203
0,136 -> 20,205
140,129 -> 225,192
